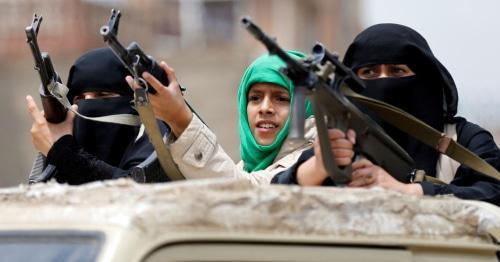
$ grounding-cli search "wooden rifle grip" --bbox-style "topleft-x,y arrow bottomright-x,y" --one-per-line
39,85 -> 66,123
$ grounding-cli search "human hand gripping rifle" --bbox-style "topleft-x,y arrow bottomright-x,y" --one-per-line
100,9 -> 187,182
241,17 -> 415,185
100,9 -> 185,95
25,14 -> 68,183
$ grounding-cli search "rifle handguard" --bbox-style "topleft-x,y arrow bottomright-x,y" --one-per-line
288,85 -> 306,144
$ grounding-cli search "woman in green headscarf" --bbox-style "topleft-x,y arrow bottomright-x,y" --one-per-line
237,51 -> 314,174
127,52 -> 315,184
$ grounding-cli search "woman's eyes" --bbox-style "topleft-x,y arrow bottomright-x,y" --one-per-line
357,65 -> 414,79
390,66 -> 406,73
73,96 -> 84,103
248,94 -> 290,103
390,66 -> 412,76
276,95 -> 290,102
248,94 -> 261,102
358,68 -> 378,79
72,92 -> 120,103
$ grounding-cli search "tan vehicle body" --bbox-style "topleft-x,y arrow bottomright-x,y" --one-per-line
0,178 -> 499,261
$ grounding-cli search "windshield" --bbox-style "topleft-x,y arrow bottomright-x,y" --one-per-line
0,230 -> 104,262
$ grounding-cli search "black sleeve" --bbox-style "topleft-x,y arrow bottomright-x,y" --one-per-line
271,148 -> 314,184
46,135 -> 132,185
271,148 -> 348,186
46,121 -> 169,185
420,120 -> 500,206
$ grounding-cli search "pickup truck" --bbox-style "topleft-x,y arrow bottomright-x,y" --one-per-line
0,178 -> 498,261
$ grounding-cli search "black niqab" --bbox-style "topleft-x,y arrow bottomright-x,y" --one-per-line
343,23 -> 459,176
67,48 -> 133,103
67,48 -> 138,166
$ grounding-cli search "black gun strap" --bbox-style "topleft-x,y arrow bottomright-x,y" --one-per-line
343,87 -> 500,182
134,88 -> 185,181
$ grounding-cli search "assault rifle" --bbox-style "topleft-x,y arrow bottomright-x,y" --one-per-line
242,17 -> 415,185
100,9 -> 183,94
100,9 -> 188,182
26,14 -> 67,183
25,14 -> 67,123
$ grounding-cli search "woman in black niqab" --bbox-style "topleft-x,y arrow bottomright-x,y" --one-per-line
273,23 -> 500,205
27,48 -> 165,185
343,23 -> 458,177
342,23 -> 500,205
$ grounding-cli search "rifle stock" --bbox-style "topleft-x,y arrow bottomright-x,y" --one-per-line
130,151 -> 170,183
25,14 -> 67,123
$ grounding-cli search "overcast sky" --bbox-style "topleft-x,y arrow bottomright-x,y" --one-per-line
359,0 -> 500,131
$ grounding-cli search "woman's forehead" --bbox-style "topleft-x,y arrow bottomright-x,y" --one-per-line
249,82 -> 288,92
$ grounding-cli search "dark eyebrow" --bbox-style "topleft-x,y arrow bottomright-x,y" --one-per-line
273,89 -> 290,95
248,89 -> 264,94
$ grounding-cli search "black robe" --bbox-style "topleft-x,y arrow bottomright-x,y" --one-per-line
45,123 -> 168,185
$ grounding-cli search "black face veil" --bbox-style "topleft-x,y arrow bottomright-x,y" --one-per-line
343,23 -> 459,176
66,48 -> 138,166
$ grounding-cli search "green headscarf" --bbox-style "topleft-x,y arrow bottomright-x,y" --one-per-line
238,51 -> 313,172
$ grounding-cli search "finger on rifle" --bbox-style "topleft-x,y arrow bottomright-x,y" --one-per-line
332,148 -> 355,164
335,157 -> 352,166
349,167 -> 373,187
26,95 -> 45,124
331,138 -> 353,150
125,76 -> 141,91
142,71 -> 165,95
351,158 -> 373,170
160,61 -> 177,85
352,166 -> 371,179
327,128 -> 346,140
347,129 -> 356,144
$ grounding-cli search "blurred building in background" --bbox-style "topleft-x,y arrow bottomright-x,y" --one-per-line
0,0 -> 361,186
1,0 -> 360,58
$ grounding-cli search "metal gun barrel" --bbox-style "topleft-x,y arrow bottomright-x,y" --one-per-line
100,25 -> 134,70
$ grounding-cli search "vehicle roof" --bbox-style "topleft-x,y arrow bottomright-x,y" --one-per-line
0,178 -> 498,250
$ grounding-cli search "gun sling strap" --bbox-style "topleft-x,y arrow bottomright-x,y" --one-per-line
49,81 -> 141,126
133,87 -> 184,181
342,86 -> 500,182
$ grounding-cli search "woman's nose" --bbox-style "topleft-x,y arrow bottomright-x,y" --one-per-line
259,96 -> 274,114
378,65 -> 390,78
